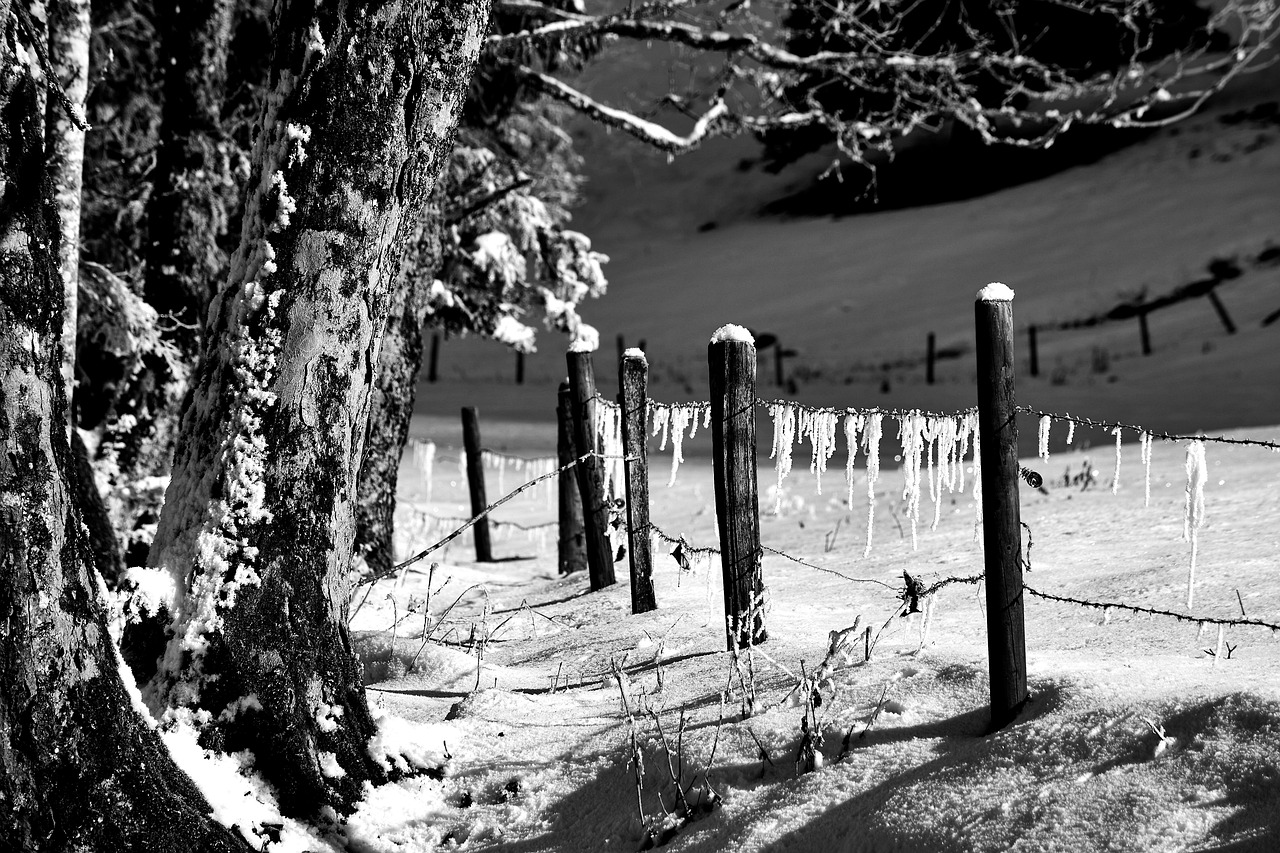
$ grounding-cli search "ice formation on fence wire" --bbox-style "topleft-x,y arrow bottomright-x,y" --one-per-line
1183,440 -> 1207,608
1111,427 -> 1123,494
411,440 -> 436,504
1140,432 -> 1153,508
1038,415 -> 1051,463
843,413 -> 864,513
863,412 -> 883,556
1066,420 -> 1076,445
481,451 -> 558,508
647,402 -> 711,487
593,400 -> 625,498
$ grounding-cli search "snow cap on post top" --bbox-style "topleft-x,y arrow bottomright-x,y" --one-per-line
710,324 -> 754,345
568,323 -> 600,353
976,282 -> 1015,302
622,346 -> 647,364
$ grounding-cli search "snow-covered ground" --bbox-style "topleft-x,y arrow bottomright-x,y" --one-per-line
342,423 -> 1280,852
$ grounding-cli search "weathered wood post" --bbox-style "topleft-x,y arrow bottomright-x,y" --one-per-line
926,332 -> 936,384
1138,308 -> 1152,355
566,348 -> 617,590
709,325 -> 766,649
1206,288 -> 1237,334
428,333 -> 440,382
619,350 -> 657,613
515,351 -> 525,384
1027,325 -> 1039,377
975,283 -> 1028,730
461,406 -> 493,562
556,381 -> 587,575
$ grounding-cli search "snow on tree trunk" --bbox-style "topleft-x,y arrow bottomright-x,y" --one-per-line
146,0 -> 492,818
0,33 -> 251,850
355,207 -> 442,578
46,0 -> 90,416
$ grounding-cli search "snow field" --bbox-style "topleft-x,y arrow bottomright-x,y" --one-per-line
340,423 -> 1280,851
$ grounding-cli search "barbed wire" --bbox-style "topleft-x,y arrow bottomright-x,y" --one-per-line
759,544 -> 898,590
1015,407 -> 1280,451
403,507 -> 558,533
480,448 -> 559,465
648,521 -> 720,557
1023,585 -> 1280,632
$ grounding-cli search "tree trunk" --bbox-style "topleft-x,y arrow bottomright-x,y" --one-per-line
107,0 -> 237,487
354,207 -> 442,578
0,24 -> 251,850
147,0 -> 492,819
46,0 -> 90,416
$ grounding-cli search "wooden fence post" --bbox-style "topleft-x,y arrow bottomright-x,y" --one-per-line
709,326 -> 766,650
428,333 -> 440,382
974,283 -> 1028,730
926,332 -> 936,384
1027,325 -> 1039,377
515,351 -> 525,384
557,381 -> 586,575
566,349 -> 617,590
1138,308 -> 1152,355
619,350 -> 657,613
461,406 -> 493,562
1206,288 -> 1237,334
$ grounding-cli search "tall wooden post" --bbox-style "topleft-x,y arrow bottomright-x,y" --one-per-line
1027,325 -> 1039,377
428,333 -> 440,382
556,381 -> 587,575
1138,309 -> 1152,355
709,327 -> 766,649
619,350 -> 657,613
461,406 -> 493,562
926,332 -> 936,384
975,284 -> 1028,730
515,351 -> 525,384
566,350 -> 617,590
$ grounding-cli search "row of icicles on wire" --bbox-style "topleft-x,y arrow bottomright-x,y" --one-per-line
594,400 -> 1213,608
407,401 -> 1214,610
409,439 -> 557,510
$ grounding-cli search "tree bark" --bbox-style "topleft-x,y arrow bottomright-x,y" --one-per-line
147,0 -> 492,819
354,207 -> 442,578
0,24 -> 251,850
104,0 -> 237,487
46,0 -> 90,416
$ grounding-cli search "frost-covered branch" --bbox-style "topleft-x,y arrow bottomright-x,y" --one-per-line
516,66 -> 731,153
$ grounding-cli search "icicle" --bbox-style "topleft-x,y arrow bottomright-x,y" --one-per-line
956,411 -> 976,494
971,419 -> 983,542
1111,426 -> 1123,494
803,409 -> 839,495
1140,432 -> 1153,508
497,455 -> 506,494
1066,420 -> 1076,445
1213,625 -> 1225,667
930,416 -> 957,531
843,413 -> 863,512
1183,440 -> 1207,609
668,406 -> 694,487
1038,415 -> 1051,463
1195,621 -> 1207,644
414,440 -> 437,504
896,411 -> 927,549
703,405 -> 711,431
863,412 -> 883,556
768,402 -> 797,512
652,403 -> 671,451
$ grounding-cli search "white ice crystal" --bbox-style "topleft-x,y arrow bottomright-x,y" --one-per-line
1183,440 -> 1207,608
710,324 -> 755,344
